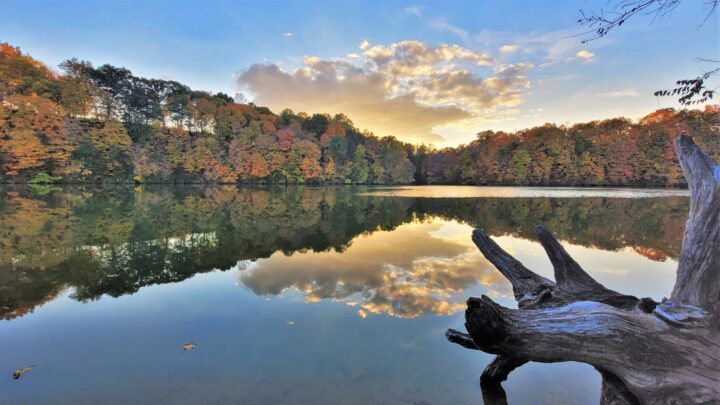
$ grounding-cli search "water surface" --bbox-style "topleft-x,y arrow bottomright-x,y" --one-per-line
0,186 -> 687,404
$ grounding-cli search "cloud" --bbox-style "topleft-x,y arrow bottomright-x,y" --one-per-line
236,40 -> 532,144
569,50 -> 595,63
359,39 -> 370,50
283,32 -> 294,38
429,18 -> 470,42
499,44 -> 520,54
404,5 -> 422,16
596,88 -> 639,97
238,220 -> 509,318
361,41 -> 493,78
236,63 -> 465,143
482,29 -> 600,67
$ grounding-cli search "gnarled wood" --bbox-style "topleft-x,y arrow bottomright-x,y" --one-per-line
481,355 -> 528,385
672,133 -> 720,313
534,225 -> 641,310
471,229 -> 555,308
462,296 -> 719,403
480,356 -> 528,405
534,224 -> 605,290
598,369 -> 640,405
445,328 -> 478,350
447,133 -> 720,404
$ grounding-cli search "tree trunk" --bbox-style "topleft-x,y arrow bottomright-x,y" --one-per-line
446,133 -> 720,404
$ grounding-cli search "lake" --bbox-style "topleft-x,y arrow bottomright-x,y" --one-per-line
0,185 -> 689,404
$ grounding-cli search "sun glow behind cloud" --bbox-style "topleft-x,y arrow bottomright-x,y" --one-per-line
235,40 -> 533,145
226,2 -> 714,147
4,0 -> 715,147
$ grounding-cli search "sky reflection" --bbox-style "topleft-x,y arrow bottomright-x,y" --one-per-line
363,185 -> 689,198
238,218 -> 678,318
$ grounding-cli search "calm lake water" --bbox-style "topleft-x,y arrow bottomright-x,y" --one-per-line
1,185 -> 689,404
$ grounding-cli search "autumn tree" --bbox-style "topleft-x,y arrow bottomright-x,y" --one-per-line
215,103 -> 247,139
0,95 -> 74,178
72,120 -> 133,181
0,43 -> 60,101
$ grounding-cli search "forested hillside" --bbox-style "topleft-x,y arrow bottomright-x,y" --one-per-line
0,43 -> 414,185
1,43 -> 718,186
417,107 -> 720,187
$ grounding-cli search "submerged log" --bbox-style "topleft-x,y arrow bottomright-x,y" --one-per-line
447,133 -> 720,404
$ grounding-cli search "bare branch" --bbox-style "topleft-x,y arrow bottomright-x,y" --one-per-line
445,328 -> 479,350
534,224 -> 607,291
534,225 -> 641,310
576,1 -> 720,104
480,356 -> 529,405
471,229 -> 555,307
577,0 -> 683,42
481,355 -> 528,385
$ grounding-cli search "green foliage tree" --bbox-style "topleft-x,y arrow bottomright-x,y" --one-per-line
351,144 -> 369,184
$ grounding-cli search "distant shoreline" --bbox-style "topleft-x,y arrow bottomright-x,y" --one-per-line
1,181 -> 691,190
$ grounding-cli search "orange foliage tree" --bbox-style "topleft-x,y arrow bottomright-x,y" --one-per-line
0,95 -> 74,177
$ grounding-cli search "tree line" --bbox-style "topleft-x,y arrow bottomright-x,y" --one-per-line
414,107 -> 720,187
0,43 -> 414,185
1,43 -> 718,186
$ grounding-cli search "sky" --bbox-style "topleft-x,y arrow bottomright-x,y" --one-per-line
1,0 -> 718,146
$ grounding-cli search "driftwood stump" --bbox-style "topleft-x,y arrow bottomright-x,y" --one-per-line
446,133 -> 720,405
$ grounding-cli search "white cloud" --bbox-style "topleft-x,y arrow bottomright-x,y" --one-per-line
570,50 -> 595,62
596,88 -> 639,97
362,40 -> 493,72
499,44 -> 520,54
482,29 -> 601,67
283,32 -> 294,38
236,40 -> 532,144
429,18 -> 470,41
404,5 -> 422,16
359,39 -> 370,50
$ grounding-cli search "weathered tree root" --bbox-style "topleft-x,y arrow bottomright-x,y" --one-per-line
447,133 -> 720,405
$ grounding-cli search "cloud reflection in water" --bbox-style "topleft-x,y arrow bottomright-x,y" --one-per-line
239,218 -> 510,318
238,217 -> 679,318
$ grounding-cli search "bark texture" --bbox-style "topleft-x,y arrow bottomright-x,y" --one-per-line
447,133 -> 720,404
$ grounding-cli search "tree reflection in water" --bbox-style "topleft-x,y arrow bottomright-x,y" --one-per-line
0,185 -> 688,320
